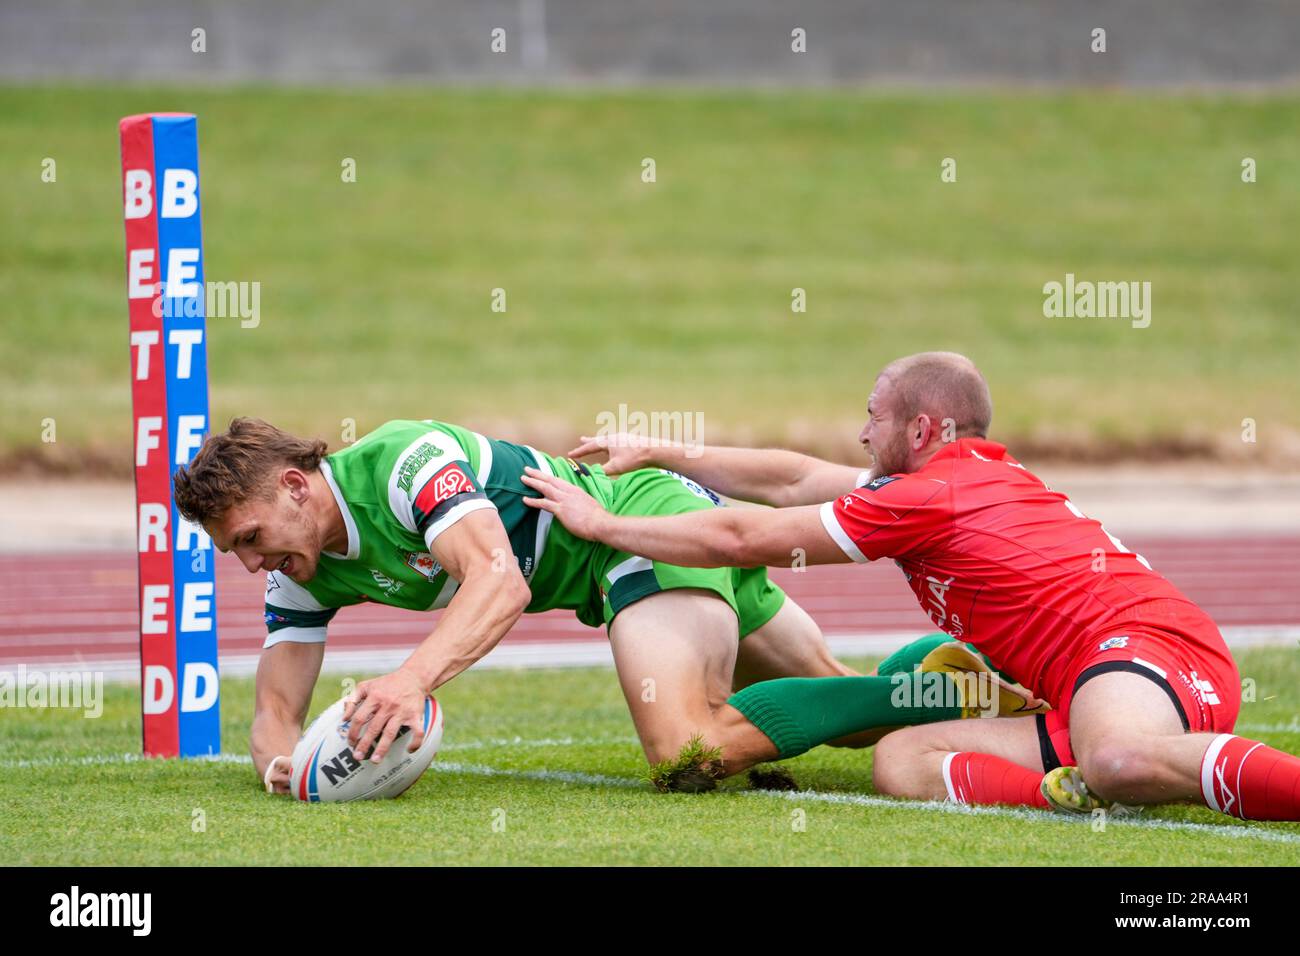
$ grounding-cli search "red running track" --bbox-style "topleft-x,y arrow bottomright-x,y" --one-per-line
2,536 -> 1298,667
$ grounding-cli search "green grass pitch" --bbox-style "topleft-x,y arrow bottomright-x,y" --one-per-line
2,86 -> 1298,462
3,649 -> 1298,866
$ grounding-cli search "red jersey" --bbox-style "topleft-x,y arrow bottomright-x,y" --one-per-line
820,438 -> 1226,705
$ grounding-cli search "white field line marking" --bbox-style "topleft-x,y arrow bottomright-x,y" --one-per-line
737,785 -> 1300,847
0,737 -> 639,769
5,749 -> 1299,847
441,735 -> 640,752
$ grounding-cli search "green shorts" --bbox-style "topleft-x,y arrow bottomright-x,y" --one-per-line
592,468 -> 786,637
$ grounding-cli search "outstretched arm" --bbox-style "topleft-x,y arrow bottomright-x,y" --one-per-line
252,640 -> 324,794
567,433 -> 869,507
522,466 -> 853,568
343,509 -> 532,764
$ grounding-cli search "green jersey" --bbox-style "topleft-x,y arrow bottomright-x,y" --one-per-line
263,419 -> 787,648
264,419 -> 610,644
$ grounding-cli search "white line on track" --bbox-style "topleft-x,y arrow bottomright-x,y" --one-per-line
14,625 -> 1300,683
5,749 -> 1299,847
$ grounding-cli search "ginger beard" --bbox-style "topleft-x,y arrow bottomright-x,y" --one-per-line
869,422 -> 913,478
861,373 -> 918,479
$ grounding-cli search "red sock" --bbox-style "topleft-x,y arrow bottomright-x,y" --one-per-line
1201,734 -> 1300,821
943,752 -> 1049,808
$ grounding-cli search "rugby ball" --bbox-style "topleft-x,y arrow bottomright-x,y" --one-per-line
290,694 -> 443,802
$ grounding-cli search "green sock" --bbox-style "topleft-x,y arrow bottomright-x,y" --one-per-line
877,632 -> 1017,684
876,632 -> 955,676
727,672 -> 963,760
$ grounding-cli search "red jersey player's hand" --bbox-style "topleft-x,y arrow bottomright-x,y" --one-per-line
565,433 -> 657,477
521,466 -> 610,541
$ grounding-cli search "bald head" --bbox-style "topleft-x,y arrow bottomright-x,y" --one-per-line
876,351 -> 992,440
860,351 -> 993,475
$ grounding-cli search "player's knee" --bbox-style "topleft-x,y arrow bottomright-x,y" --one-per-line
638,724 -> 717,768
1077,738 -> 1151,800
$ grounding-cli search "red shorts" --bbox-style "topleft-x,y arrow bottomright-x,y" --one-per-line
1037,623 -> 1241,769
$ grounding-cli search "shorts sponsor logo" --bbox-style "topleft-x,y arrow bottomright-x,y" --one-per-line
1190,669 -> 1221,706
1099,635 -> 1129,651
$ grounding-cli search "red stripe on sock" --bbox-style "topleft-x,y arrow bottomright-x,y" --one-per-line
947,752 -> 1049,809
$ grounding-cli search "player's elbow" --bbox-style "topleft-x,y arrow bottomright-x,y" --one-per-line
717,518 -> 764,568
468,561 -> 531,616
764,481 -> 798,510
504,573 -> 532,615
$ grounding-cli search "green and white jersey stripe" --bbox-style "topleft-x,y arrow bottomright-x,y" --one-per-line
263,419 -> 611,647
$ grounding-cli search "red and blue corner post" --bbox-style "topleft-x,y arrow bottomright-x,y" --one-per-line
120,113 -> 221,757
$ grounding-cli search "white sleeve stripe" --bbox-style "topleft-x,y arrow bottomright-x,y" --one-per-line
264,571 -> 330,612
524,446 -> 553,581
474,432 -> 494,485
423,497 -> 497,546
388,429 -> 473,535
820,500 -> 869,563
263,626 -> 327,649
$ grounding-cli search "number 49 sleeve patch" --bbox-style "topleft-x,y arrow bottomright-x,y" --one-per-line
413,461 -> 493,544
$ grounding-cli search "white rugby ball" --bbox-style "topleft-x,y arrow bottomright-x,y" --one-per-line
290,694 -> 443,802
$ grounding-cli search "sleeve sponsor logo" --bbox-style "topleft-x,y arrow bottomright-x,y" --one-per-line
264,611 -> 288,625
866,475 -> 899,491
414,461 -> 478,515
396,441 -> 445,493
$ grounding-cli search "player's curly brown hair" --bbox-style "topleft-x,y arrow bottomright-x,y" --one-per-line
173,417 -> 328,525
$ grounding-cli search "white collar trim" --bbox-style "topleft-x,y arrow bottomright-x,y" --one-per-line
320,459 -> 360,560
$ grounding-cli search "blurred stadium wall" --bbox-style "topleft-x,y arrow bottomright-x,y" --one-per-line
3,0 -> 1298,88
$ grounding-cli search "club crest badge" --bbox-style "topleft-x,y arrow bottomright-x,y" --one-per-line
405,551 -> 442,581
